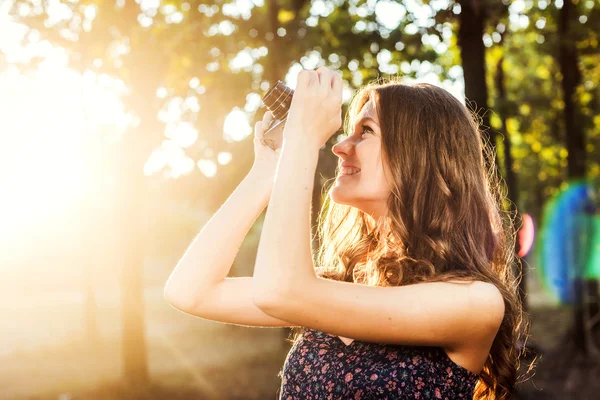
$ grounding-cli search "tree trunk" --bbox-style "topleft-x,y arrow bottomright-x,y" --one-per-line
84,258 -> 99,346
558,0 -> 597,357
559,0 -> 585,179
117,131 -> 150,386
457,0 -> 498,176
494,51 -> 527,313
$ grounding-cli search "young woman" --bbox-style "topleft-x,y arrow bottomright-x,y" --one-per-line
164,67 -> 533,400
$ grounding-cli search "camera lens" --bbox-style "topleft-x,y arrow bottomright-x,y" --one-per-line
261,80 -> 294,121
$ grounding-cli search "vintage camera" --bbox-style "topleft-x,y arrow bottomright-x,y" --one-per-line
260,80 -> 294,151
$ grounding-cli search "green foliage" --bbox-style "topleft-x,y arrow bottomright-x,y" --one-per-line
6,0 -> 599,241
485,0 -> 600,217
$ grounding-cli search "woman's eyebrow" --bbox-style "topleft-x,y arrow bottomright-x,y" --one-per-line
355,116 -> 379,126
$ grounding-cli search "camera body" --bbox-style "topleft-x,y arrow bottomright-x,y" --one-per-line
260,80 -> 294,151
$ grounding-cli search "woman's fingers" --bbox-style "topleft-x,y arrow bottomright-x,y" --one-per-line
262,111 -> 273,132
255,111 -> 280,152
254,120 -> 263,138
255,111 -> 273,138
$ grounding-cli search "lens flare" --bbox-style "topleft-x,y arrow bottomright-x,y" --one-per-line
536,181 -> 599,304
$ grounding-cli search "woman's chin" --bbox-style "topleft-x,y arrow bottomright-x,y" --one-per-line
329,190 -> 352,206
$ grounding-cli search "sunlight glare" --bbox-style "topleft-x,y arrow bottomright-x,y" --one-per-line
223,107 -> 252,142
0,22 -> 130,248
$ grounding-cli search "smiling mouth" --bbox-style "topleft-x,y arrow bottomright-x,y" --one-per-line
338,170 -> 361,178
340,166 -> 361,175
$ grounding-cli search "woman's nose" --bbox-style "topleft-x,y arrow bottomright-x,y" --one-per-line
332,137 -> 354,157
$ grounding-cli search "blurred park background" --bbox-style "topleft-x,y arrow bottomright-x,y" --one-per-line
1,0 -> 600,399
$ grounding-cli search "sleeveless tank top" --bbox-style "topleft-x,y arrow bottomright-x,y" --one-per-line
278,327 -> 479,399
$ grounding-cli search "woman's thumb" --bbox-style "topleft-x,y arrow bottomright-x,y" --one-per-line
254,121 -> 263,136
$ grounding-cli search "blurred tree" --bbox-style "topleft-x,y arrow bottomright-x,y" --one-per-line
456,0 -> 505,175
557,0 -> 598,359
485,0 -> 600,367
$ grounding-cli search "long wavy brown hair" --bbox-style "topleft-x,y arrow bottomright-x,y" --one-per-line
284,77 -> 536,399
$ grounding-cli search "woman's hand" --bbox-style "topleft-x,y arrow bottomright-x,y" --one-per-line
282,66 -> 343,151
249,110 -> 281,187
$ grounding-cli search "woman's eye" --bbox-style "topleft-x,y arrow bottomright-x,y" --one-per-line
361,125 -> 373,136
344,125 -> 373,139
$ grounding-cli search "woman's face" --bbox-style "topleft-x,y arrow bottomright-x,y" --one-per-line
331,99 -> 393,223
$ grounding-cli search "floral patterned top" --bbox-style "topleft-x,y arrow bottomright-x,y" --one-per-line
277,327 -> 479,400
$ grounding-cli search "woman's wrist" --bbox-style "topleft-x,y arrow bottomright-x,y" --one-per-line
245,170 -> 274,200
